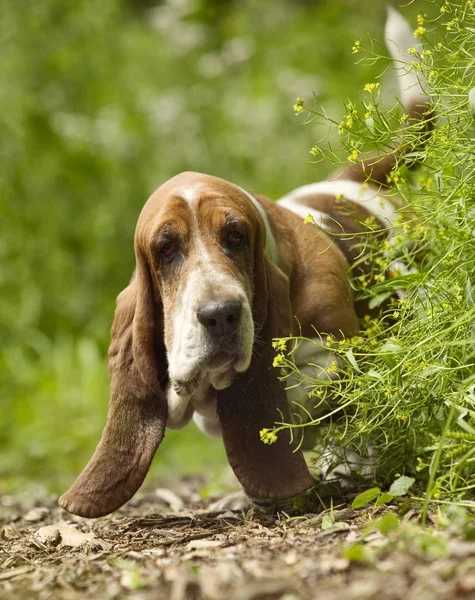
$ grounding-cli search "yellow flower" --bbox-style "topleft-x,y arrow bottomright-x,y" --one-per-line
272,338 -> 287,351
310,145 -> 320,156
303,213 -> 314,225
260,428 -> 278,445
400,113 -> 408,124
293,97 -> 304,114
364,82 -> 380,92
413,26 -> 426,38
408,47 -> 418,56
273,353 -> 285,368
352,40 -> 361,54
348,148 -> 358,162
417,13 -> 425,26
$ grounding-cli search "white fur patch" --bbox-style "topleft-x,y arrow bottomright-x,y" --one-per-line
179,185 -> 202,206
165,385 -> 193,429
285,337 -> 340,413
193,413 -> 222,437
166,376 -> 223,438
235,185 -> 278,263
385,7 -> 428,106
277,197 -> 330,231
278,179 -> 396,227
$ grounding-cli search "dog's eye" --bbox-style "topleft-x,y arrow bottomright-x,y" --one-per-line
161,241 -> 178,261
228,230 -> 242,247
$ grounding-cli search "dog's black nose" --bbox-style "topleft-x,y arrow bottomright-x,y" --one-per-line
197,299 -> 242,337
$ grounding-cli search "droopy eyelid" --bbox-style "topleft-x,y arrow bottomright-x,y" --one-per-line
223,216 -> 249,233
151,226 -> 182,252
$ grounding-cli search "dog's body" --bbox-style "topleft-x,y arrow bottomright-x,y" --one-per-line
59,9 -> 430,518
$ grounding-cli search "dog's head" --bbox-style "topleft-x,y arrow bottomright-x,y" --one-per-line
58,172 -> 312,518
138,171 -> 270,396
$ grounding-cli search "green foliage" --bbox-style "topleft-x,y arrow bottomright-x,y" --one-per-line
271,0 -> 475,507
352,487 -> 381,509
351,476 -> 414,509
342,543 -> 371,563
389,476 -> 415,497
378,513 -> 399,534
1,0 -> 393,493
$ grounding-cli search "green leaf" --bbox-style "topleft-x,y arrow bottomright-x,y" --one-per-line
321,515 -> 334,530
419,534 -> 450,559
342,543 -> 370,562
378,513 -> 399,534
469,87 -> 475,118
367,370 -> 384,381
380,340 -> 404,354
389,476 -> 415,497
333,521 -> 351,530
345,348 -> 361,372
368,292 -> 392,310
372,273 -> 423,293
352,487 -> 381,508
375,492 -> 394,507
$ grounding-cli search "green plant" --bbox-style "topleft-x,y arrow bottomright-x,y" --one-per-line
269,0 -> 475,510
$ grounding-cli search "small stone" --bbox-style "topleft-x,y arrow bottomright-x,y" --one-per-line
36,521 -> 96,548
24,507 -> 49,522
185,539 -> 223,551
456,574 -> 475,594
155,488 -> 185,512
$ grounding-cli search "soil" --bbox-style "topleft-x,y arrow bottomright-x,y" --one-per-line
1,476 -> 475,600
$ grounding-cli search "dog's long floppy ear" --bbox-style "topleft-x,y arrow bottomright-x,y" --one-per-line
58,247 -> 167,518
216,213 -> 313,501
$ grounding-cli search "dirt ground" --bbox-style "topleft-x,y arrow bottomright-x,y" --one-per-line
2,477 -> 475,600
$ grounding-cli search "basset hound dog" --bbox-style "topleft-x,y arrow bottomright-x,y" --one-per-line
59,9 -> 431,517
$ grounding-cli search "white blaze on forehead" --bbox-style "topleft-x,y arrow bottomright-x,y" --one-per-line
278,179 -> 396,227
179,179 -> 278,263
179,184 -> 203,206
166,179 -> 254,389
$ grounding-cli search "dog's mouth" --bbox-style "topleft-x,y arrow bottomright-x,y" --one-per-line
206,351 -> 236,371
172,340 -> 243,396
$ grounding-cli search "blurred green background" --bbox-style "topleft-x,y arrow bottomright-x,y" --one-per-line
1,0 -> 418,497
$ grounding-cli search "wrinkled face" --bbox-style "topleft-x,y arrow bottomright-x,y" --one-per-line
141,176 -> 262,397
